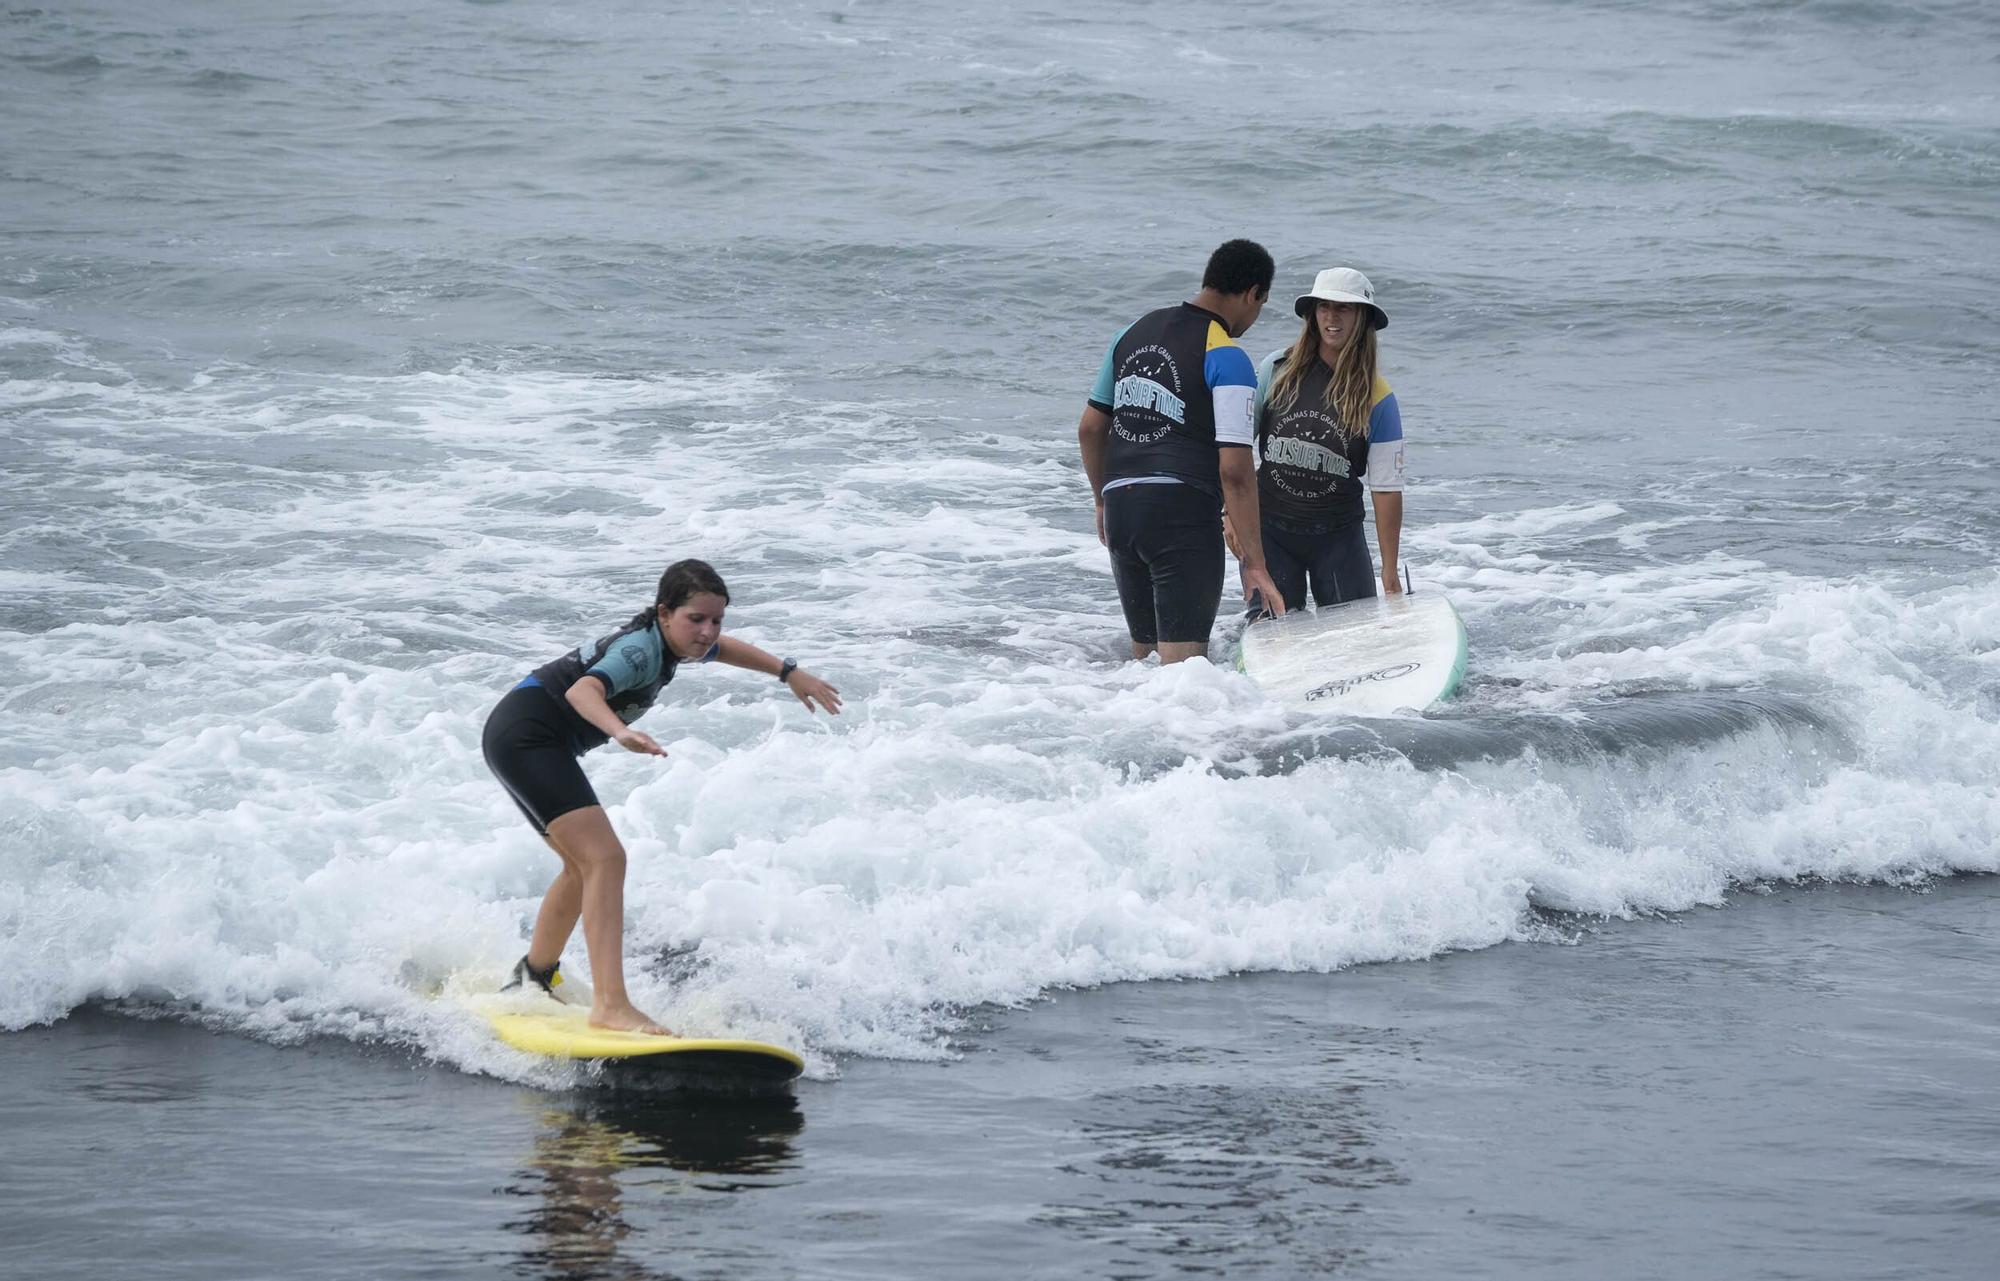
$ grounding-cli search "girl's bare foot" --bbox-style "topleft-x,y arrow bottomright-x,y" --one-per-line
590,1002 -> 674,1037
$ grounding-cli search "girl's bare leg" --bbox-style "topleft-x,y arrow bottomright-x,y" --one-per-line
525,837 -> 581,974
544,805 -> 672,1035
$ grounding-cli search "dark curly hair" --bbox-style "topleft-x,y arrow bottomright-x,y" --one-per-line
1201,239 -> 1275,297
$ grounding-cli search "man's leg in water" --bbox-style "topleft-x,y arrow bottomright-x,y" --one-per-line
1150,495 -> 1225,665
1106,489 -> 1162,661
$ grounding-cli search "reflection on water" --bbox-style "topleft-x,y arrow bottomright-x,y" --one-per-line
503,1092 -> 804,1280
1036,1080 -> 1403,1274
1030,1009 -> 1408,1276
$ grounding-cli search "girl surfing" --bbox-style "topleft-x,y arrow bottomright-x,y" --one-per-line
481,559 -> 840,1035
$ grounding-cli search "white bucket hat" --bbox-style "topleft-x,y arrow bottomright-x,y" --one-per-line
1293,267 -> 1388,329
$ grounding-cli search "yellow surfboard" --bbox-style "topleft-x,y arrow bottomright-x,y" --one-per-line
468,995 -> 804,1082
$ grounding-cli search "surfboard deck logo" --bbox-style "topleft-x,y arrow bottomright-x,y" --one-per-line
1305,661 -> 1422,703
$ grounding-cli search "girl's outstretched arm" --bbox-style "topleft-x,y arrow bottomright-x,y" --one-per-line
566,676 -> 667,755
714,636 -> 843,715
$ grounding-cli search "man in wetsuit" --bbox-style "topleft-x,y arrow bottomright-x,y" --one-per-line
1077,239 -> 1286,664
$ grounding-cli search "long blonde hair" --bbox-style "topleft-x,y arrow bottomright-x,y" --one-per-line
1267,308 -> 1378,440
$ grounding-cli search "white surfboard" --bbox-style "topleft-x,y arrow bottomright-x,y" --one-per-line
1239,592 -> 1467,715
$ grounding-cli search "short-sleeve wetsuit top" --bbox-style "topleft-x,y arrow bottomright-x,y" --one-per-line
1087,302 -> 1258,501
1252,350 -> 1405,529
521,611 -> 718,752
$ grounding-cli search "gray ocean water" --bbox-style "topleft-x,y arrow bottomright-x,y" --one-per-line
3,1 -> 1998,1277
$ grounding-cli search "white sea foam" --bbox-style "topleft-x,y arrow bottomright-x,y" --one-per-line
2,355 -> 1995,1084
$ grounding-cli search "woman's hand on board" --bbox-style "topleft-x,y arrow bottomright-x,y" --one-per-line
784,669 -> 843,715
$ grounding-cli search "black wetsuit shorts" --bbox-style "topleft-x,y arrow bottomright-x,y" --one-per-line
1104,481 -> 1226,647
481,684 -> 600,835
1260,516 -> 1376,613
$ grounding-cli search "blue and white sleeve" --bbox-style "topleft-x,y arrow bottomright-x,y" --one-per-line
1203,335 -> 1258,448
585,632 -> 662,696
1365,391 -> 1406,491
1253,350 -> 1284,459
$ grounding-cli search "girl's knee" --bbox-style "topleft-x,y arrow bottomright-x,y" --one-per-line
569,841 -> 627,876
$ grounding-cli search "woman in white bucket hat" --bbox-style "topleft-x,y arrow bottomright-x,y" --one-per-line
1240,266 -> 1406,611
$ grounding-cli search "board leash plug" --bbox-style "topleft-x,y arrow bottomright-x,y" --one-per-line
502,955 -> 564,999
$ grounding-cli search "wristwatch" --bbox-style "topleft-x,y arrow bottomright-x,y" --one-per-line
778,657 -> 798,684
